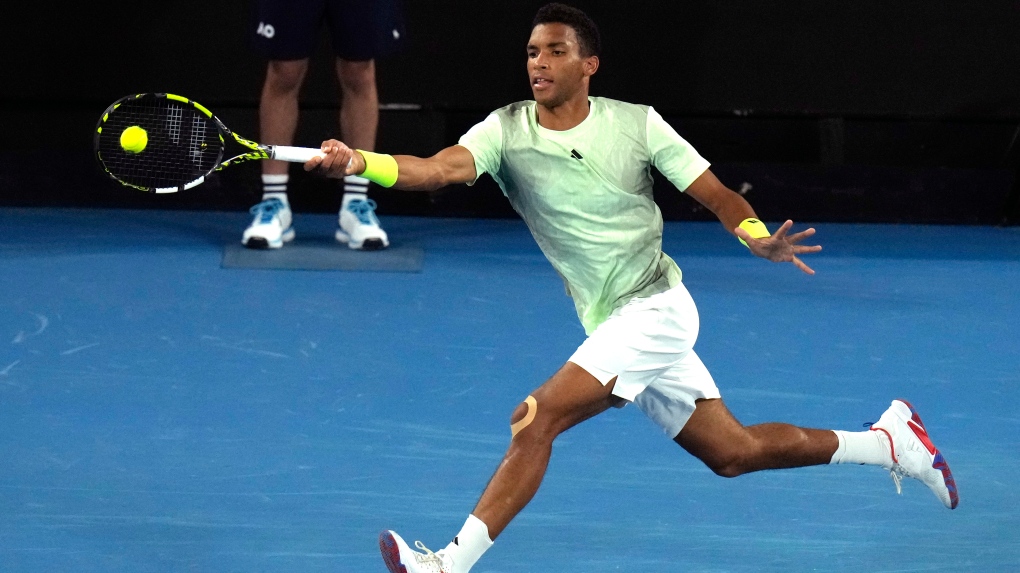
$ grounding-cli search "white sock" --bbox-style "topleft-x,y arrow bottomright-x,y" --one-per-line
830,429 -> 892,467
344,174 -> 370,194
441,514 -> 493,573
262,174 -> 289,203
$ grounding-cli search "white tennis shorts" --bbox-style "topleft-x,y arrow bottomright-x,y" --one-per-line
568,283 -> 720,438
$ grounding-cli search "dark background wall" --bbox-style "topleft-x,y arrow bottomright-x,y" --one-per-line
3,1 -> 1019,224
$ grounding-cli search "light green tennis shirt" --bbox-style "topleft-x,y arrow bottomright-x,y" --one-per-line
457,96 -> 710,334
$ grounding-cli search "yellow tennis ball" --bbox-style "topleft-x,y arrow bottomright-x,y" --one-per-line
120,125 -> 148,153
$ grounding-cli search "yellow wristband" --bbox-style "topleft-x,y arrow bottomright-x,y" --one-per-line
357,150 -> 398,188
737,218 -> 770,247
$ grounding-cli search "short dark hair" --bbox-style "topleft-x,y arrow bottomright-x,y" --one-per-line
532,3 -> 601,58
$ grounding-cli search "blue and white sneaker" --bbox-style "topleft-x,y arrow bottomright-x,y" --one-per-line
242,198 -> 294,249
870,399 -> 959,509
379,530 -> 452,573
336,195 -> 389,250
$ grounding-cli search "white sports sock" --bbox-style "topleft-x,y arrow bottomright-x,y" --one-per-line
441,514 -> 493,573
261,174 -> 289,202
830,429 -> 892,467
344,174 -> 370,192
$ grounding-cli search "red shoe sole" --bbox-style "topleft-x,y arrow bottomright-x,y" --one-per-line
379,531 -> 407,573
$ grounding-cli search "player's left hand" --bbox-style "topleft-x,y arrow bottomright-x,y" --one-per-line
735,219 -> 822,275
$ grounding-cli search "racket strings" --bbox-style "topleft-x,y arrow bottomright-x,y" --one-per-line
96,95 -> 223,190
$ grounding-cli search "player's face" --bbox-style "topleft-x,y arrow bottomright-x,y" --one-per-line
527,23 -> 594,107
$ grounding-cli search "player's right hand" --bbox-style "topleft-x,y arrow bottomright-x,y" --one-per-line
305,139 -> 363,178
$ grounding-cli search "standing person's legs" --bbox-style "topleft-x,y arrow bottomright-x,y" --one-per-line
241,59 -> 308,249
326,0 -> 398,250
246,0 -> 322,248
326,0 -> 399,152
332,57 -> 389,250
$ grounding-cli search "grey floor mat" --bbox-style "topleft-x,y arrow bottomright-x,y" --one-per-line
221,239 -> 423,272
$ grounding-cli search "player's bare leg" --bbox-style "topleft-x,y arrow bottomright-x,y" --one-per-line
675,398 -> 838,476
380,363 -> 621,573
471,362 -> 622,538
675,397 -> 958,508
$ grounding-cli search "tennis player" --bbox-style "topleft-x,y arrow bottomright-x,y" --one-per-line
306,4 -> 959,572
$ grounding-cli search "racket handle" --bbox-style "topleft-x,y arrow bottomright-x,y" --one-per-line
269,146 -> 327,163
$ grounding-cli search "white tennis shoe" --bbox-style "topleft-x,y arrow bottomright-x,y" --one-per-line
870,399 -> 959,509
379,530 -> 452,573
336,196 -> 389,250
242,198 -> 294,249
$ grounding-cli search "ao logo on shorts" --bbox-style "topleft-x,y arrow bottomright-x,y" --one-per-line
256,22 -> 275,39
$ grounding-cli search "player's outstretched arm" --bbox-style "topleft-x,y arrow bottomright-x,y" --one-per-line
685,169 -> 822,274
304,140 -> 478,192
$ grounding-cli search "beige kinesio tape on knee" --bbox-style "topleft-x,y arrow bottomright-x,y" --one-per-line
510,395 -> 538,438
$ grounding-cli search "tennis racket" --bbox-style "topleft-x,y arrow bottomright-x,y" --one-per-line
94,92 -> 327,193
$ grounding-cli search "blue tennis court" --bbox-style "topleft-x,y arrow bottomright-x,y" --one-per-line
1,207 -> 1017,572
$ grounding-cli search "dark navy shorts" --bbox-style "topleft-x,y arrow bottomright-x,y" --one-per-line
251,0 -> 406,61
